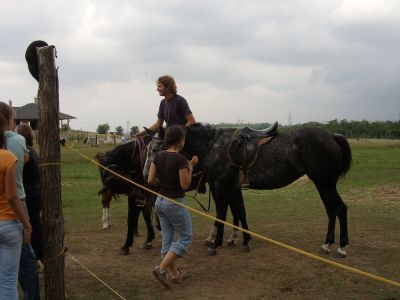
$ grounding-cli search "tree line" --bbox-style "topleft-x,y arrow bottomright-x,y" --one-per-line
216,119 -> 400,139
93,119 -> 399,139
96,123 -> 139,136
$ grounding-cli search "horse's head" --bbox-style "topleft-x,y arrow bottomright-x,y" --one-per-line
183,123 -> 220,164
143,127 -> 165,176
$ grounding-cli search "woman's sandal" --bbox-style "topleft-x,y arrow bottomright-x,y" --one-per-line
152,266 -> 171,289
170,269 -> 188,284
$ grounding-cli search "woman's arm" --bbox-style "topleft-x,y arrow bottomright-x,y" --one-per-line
179,156 -> 198,190
147,162 -> 160,186
5,162 -> 32,244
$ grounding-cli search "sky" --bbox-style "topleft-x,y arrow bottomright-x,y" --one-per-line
1,0 -> 399,132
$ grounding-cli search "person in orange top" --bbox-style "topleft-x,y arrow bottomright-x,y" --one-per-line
0,114 -> 32,300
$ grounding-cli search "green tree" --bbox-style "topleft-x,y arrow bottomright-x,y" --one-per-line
60,124 -> 70,131
97,123 -> 110,134
130,125 -> 139,135
115,126 -> 124,136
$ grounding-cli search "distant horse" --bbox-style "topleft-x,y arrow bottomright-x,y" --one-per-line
95,135 -> 157,255
153,124 -> 352,257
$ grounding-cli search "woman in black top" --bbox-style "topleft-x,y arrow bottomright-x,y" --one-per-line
16,124 -> 43,264
148,125 -> 198,288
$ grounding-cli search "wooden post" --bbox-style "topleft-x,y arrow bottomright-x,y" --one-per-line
37,46 -> 65,300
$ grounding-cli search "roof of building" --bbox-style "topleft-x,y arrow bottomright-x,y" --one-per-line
14,103 -> 76,120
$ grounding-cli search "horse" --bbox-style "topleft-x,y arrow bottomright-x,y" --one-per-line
151,123 -> 352,257
95,135 -> 157,255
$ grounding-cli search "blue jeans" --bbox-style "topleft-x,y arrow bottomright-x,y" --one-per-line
19,199 -> 40,300
19,243 -> 40,300
155,196 -> 192,258
0,220 -> 23,300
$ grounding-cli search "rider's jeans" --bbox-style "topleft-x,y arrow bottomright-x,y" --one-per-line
155,196 -> 192,258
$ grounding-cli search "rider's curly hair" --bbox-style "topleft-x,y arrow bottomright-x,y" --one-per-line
157,75 -> 177,94
164,125 -> 185,148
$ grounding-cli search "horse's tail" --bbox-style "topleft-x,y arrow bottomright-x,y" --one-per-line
333,134 -> 352,177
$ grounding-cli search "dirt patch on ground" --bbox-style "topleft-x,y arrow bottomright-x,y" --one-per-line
63,198 -> 400,300
346,184 -> 400,206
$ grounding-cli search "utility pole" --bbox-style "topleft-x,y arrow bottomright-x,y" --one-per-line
37,45 -> 65,300
126,120 -> 130,137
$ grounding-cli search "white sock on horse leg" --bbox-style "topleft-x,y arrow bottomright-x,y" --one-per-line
228,229 -> 239,243
206,226 -> 218,242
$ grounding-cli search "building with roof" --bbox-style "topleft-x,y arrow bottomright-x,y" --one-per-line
13,102 -> 76,130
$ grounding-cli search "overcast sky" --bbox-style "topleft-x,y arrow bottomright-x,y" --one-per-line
1,0 -> 399,132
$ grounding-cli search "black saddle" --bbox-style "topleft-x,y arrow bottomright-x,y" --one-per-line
239,121 -> 278,140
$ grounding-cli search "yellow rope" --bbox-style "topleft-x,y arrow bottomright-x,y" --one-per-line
42,247 -> 68,264
67,145 -> 400,289
40,162 -> 62,167
68,254 -> 127,300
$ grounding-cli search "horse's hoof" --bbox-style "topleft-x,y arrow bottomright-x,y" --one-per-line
333,247 -> 347,258
240,245 -> 250,252
102,225 -> 111,230
119,247 -> 130,255
204,240 -> 214,247
142,243 -> 152,250
207,248 -> 217,256
321,244 -> 331,254
226,240 -> 237,247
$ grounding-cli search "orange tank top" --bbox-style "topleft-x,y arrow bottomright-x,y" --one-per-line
0,149 -> 18,221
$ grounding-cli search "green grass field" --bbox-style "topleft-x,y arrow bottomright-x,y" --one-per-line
55,139 -> 400,299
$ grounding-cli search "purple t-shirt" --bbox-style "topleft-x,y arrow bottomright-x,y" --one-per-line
157,94 -> 192,127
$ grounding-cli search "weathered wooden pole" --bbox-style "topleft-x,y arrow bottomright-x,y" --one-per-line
37,46 -> 65,300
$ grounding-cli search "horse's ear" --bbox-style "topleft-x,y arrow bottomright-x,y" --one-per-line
144,127 -> 155,136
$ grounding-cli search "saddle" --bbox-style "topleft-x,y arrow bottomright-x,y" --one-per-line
227,122 -> 278,188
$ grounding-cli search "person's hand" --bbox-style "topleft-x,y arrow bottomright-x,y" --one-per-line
23,227 -> 32,245
189,156 -> 199,168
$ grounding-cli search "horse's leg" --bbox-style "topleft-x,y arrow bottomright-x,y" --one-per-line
235,189 -> 251,252
333,189 -> 348,256
141,204 -> 156,249
205,185 -> 218,246
226,198 -> 240,247
208,183 -> 229,256
119,197 -> 140,255
226,188 -> 251,251
205,224 -> 218,247
101,190 -> 112,229
317,185 -> 348,256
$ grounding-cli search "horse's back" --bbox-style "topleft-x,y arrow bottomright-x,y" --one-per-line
249,127 -> 348,188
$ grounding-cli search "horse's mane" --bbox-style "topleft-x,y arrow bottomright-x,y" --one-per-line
105,142 -> 135,165
186,123 -> 222,141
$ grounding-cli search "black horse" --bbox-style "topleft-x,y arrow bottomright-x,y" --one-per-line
95,135 -> 157,255
180,123 -> 352,256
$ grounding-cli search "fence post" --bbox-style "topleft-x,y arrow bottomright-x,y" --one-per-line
37,45 -> 65,300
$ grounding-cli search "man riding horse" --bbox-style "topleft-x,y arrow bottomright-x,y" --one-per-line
136,75 -> 196,179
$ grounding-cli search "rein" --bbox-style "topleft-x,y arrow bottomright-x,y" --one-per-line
133,136 -> 148,170
186,172 -> 211,212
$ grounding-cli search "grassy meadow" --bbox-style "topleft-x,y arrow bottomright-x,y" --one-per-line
55,139 -> 400,299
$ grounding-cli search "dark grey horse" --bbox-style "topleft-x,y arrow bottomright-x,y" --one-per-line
180,123 -> 352,256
